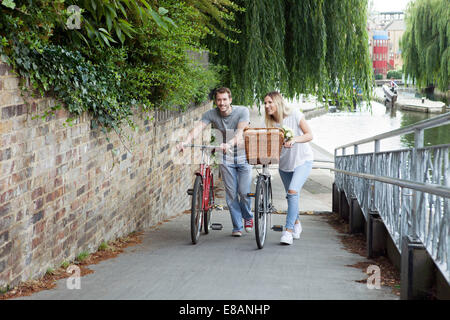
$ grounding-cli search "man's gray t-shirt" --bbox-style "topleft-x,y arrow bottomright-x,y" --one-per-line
201,106 -> 249,164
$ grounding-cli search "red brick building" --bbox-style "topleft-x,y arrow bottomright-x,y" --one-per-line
372,31 -> 389,77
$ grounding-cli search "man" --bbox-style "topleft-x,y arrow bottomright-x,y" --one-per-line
390,78 -> 398,92
177,87 -> 253,237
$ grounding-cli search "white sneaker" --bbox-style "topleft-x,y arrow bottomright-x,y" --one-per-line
280,231 -> 293,245
293,222 -> 302,240
232,231 -> 242,237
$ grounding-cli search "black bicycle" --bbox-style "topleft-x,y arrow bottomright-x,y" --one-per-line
244,128 -> 284,249
253,164 -> 283,248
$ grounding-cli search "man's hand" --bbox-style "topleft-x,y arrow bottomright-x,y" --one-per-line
176,141 -> 186,153
218,142 -> 231,154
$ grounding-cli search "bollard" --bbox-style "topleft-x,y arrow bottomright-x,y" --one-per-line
349,197 -> 364,234
400,235 -> 435,300
339,190 -> 349,222
366,211 -> 387,258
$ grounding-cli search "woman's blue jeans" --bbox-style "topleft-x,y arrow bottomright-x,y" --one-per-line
220,162 -> 253,232
278,161 -> 313,230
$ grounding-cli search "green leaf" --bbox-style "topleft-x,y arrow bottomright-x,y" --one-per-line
1,0 -> 15,9
158,7 -> 168,16
106,14 -> 112,31
148,9 -> 168,31
162,16 -> 177,28
115,26 -> 125,44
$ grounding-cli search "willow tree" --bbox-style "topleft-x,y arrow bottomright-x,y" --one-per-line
401,0 -> 450,91
206,0 -> 373,106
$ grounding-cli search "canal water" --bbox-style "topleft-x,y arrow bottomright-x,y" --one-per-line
307,100 -> 450,155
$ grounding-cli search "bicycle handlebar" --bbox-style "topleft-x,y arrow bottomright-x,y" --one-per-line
183,144 -> 218,149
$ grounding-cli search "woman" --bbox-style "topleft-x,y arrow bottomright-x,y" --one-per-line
264,91 -> 314,245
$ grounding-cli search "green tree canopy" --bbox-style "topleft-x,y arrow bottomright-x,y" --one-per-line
206,0 -> 373,106
401,0 -> 450,91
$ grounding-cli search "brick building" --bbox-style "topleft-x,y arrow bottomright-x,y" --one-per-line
372,31 -> 389,77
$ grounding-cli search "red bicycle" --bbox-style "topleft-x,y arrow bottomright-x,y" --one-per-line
185,144 -> 222,244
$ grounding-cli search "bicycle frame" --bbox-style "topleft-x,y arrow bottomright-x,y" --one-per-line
259,164 -> 273,228
197,164 -> 213,212
190,145 -> 216,212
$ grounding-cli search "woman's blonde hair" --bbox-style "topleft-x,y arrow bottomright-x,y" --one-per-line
264,91 -> 292,128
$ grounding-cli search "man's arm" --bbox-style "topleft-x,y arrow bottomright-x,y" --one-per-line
225,120 -> 249,149
177,121 -> 208,152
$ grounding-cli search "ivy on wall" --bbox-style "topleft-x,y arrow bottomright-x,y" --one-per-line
0,0 -> 234,134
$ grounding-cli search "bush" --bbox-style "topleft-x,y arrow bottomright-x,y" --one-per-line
387,70 -> 402,79
0,0 -> 232,136
375,74 -> 384,80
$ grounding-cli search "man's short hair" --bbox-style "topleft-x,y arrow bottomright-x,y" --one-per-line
214,87 -> 232,99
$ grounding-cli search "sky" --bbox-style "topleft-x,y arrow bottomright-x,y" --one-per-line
371,0 -> 412,12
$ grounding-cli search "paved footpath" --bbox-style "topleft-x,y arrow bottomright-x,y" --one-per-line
16,104 -> 398,300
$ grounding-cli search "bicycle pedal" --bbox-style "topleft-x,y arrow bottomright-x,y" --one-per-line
214,204 -> 224,211
247,193 -> 255,198
271,225 -> 283,232
211,223 -> 223,230
187,189 -> 193,196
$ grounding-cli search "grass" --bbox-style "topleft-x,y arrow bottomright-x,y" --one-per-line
46,268 -> 55,275
98,241 -> 110,251
76,251 -> 90,262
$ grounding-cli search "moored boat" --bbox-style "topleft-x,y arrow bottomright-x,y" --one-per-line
383,84 -> 397,105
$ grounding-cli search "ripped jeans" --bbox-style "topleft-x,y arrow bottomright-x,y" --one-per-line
278,161 -> 313,230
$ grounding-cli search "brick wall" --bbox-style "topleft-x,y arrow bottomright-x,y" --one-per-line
0,61 -> 213,289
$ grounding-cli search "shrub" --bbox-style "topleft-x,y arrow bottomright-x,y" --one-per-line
0,0 -> 228,136
375,74 -> 384,80
387,70 -> 402,79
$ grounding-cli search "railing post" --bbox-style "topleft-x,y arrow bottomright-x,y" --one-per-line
370,140 -> 380,211
411,129 -> 424,239
339,190 -> 350,221
400,128 -> 433,300
367,210 -> 387,258
332,183 -> 339,213
349,197 -> 364,233
400,235 -> 434,300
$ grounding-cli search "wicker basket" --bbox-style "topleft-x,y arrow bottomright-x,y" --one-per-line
244,128 -> 284,165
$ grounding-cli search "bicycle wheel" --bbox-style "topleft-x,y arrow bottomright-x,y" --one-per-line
254,175 -> 268,249
191,175 -> 203,244
204,176 -> 213,234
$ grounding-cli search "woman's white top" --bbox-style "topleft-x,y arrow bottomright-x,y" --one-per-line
275,109 -> 314,172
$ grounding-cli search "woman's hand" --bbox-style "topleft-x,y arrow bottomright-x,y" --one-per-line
283,139 -> 295,148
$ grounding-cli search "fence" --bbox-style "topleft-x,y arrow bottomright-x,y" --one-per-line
333,112 -> 450,288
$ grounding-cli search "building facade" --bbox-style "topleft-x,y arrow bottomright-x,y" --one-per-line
372,31 -> 389,77
368,11 -> 406,78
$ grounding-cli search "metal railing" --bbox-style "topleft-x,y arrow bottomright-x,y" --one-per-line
333,112 -> 450,284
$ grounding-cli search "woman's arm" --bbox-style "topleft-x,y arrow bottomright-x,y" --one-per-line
295,117 -> 313,143
284,117 -> 313,148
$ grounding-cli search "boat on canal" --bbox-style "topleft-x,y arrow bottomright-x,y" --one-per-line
383,84 -> 398,106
